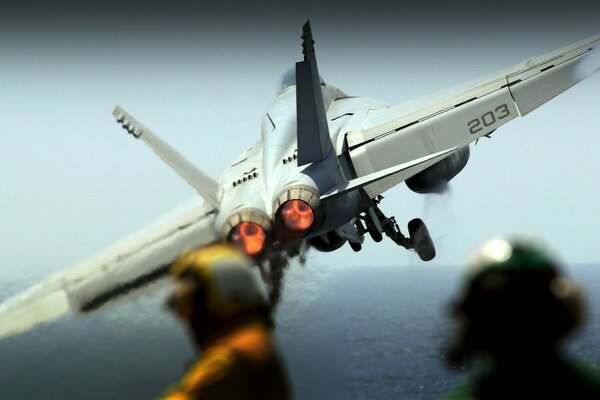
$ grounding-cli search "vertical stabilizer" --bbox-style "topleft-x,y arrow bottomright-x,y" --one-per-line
296,21 -> 335,166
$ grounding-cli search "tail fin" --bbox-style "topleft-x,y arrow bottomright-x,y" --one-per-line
113,106 -> 220,209
295,21 -> 335,166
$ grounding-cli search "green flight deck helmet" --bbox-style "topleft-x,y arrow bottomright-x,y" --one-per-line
449,237 -> 584,361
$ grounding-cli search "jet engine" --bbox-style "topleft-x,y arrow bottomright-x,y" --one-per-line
405,146 -> 470,194
222,210 -> 271,256
273,186 -> 321,238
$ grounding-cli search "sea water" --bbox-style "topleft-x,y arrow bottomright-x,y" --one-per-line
1,263 -> 598,399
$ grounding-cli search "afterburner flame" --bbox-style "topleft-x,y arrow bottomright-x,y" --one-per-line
280,199 -> 314,232
230,222 -> 266,256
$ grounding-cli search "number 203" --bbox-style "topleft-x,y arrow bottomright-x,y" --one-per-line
467,104 -> 510,134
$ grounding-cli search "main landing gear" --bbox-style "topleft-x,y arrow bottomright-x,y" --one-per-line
349,196 -> 436,261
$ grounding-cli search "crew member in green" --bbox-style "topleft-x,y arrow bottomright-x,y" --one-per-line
160,243 -> 291,400
442,237 -> 600,399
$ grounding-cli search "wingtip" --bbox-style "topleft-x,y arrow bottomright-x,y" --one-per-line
111,106 -> 144,138
576,45 -> 600,79
0,290 -> 72,341
112,105 -> 123,116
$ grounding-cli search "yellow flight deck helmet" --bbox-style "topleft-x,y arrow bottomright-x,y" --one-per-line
170,243 -> 268,319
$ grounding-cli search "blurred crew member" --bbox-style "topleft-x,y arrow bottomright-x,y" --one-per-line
161,243 -> 291,400
442,237 -> 600,399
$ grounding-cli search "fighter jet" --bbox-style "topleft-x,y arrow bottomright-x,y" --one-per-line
1,22 -> 599,340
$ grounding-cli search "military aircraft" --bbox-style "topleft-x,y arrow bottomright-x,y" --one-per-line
1,22 -> 599,340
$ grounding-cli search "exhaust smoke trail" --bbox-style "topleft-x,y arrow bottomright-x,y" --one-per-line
260,241 -> 311,310
266,254 -> 289,308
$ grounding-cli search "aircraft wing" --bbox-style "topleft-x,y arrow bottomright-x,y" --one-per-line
0,199 -> 217,340
337,33 -> 600,198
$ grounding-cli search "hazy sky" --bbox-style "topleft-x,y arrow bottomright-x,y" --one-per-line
1,0 -> 599,284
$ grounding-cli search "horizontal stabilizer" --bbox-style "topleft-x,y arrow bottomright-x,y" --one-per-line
321,147 -> 459,200
113,106 -> 220,209
0,200 -> 217,340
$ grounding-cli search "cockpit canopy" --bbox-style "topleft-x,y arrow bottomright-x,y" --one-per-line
276,66 -> 325,96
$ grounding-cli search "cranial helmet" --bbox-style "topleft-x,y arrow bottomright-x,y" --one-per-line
170,243 -> 268,318
454,237 -> 584,353
466,237 -> 563,278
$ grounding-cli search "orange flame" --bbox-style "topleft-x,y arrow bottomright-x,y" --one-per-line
280,200 -> 314,232
230,222 -> 266,256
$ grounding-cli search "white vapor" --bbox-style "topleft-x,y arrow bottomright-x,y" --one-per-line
575,45 -> 600,80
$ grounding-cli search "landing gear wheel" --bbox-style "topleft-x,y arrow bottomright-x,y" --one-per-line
369,229 -> 383,243
408,218 -> 436,261
349,241 -> 362,252
365,219 -> 383,242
